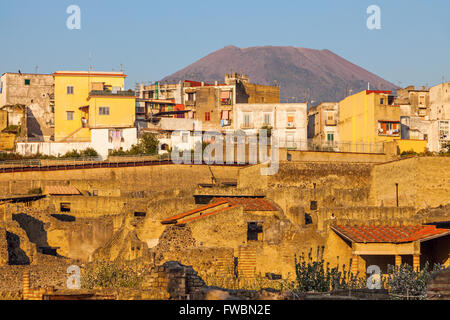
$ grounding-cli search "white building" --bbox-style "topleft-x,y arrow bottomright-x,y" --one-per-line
234,103 -> 307,149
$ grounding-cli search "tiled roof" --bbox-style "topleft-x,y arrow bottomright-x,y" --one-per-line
332,225 -> 450,243
213,197 -> 277,211
45,185 -> 80,195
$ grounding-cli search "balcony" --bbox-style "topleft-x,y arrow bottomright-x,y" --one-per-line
325,119 -> 337,126
241,123 -> 254,129
136,107 -> 146,114
378,129 -> 400,137
221,98 -> 232,106
185,100 -> 196,107
89,90 -> 135,97
286,122 -> 296,129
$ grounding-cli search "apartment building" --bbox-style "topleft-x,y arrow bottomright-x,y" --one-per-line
16,71 -> 137,158
307,102 -> 339,148
135,73 -> 280,133
338,90 -> 400,148
234,103 -> 307,149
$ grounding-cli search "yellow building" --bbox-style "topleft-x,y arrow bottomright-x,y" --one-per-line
52,71 -> 137,158
338,90 -> 401,151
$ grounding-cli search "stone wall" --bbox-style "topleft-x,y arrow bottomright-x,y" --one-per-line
0,164 -> 241,196
142,261 -> 206,300
370,157 -> 450,209
0,227 -> 8,265
427,268 -> 450,300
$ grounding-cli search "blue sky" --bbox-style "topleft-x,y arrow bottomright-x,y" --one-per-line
0,0 -> 449,89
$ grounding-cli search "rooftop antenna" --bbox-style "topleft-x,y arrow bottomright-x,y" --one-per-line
368,82 -> 370,90
120,64 -> 124,73
88,52 -> 93,71
35,65 -> 39,74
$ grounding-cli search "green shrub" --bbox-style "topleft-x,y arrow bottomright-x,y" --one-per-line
28,187 -> 43,194
81,261 -> 148,289
294,246 -> 364,292
109,133 -> 158,156
387,262 -> 444,300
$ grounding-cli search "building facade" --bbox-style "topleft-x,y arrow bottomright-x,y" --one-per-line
338,90 -> 400,152
16,71 -> 137,159
135,73 -> 280,133
0,72 -> 55,141
234,103 -> 307,149
307,102 -> 339,149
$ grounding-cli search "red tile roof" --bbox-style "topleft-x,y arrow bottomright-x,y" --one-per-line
332,225 -> 450,243
45,185 -> 80,195
213,197 -> 277,211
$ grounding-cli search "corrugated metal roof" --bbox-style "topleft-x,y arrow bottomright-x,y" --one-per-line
332,225 -> 450,243
45,185 -> 80,195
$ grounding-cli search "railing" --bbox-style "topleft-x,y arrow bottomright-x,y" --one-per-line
240,123 -> 254,129
279,139 -> 385,154
0,154 -> 246,173
89,90 -> 135,96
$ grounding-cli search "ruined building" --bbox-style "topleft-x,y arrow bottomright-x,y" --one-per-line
0,72 -> 55,141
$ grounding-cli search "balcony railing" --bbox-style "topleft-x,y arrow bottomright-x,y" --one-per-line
241,123 -> 254,129
89,90 -> 135,97
185,100 -> 196,107
277,139 -> 385,154
325,119 -> 337,126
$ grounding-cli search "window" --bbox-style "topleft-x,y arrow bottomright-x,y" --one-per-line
66,111 -> 74,121
99,106 -> 110,115
187,92 -> 195,102
60,203 -> 71,212
204,112 -> 211,121
244,113 -> 250,126
247,222 -> 263,241
327,133 -> 334,142
327,112 -> 334,121
67,86 -> 74,94
134,212 -> 146,217
419,95 -> 425,105
378,121 -> 400,136
380,98 -> 385,105
287,114 -> 295,127
182,132 -> 189,143
24,79 -> 30,86
264,113 -> 271,125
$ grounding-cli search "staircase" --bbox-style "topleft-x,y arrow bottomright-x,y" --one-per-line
237,245 -> 257,278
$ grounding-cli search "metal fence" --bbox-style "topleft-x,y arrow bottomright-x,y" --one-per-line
279,139 -> 385,154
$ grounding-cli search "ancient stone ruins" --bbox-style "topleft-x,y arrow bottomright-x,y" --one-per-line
0,156 -> 449,300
